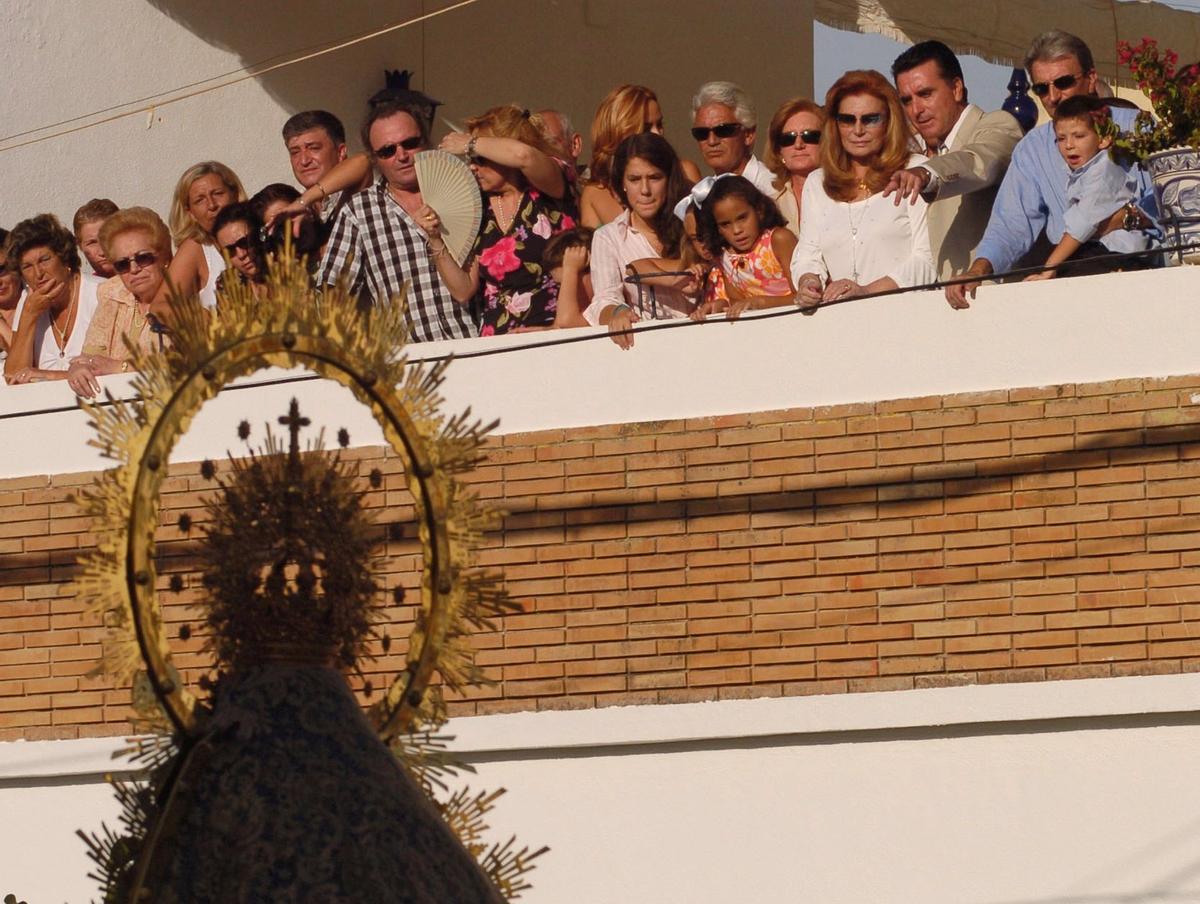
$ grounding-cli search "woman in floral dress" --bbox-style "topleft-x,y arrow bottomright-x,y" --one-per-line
436,106 -> 577,336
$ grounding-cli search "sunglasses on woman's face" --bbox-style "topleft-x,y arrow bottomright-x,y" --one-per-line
690,122 -> 742,141
223,236 -> 252,254
112,251 -> 157,274
777,129 -> 821,148
373,135 -> 423,159
835,112 -> 886,128
1030,73 -> 1080,97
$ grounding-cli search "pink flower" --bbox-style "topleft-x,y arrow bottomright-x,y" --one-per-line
481,324 -> 495,337
480,236 -> 521,282
560,214 -> 576,230
531,214 -> 553,239
506,291 -> 533,316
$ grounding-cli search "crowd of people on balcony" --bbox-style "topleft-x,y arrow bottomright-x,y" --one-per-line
0,29 -> 1173,392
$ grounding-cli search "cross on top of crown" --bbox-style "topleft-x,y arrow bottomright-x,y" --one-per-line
279,398 -> 311,457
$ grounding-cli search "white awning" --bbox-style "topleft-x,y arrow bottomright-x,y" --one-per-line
814,0 -> 1200,86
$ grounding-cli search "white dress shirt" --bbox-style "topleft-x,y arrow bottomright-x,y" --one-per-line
919,104 -> 975,192
737,155 -> 778,198
790,155 -> 935,289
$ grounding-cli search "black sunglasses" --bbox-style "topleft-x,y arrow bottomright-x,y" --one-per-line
373,135 -> 424,159
223,235 -> 252,254
691,122 -> 742,141
778,129 -> 821,148
1031,73 -> 1080,97
112,251 -> 157,274
835,112 -> 886,128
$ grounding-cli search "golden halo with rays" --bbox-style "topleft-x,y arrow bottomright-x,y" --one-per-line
74,248 -> 507,744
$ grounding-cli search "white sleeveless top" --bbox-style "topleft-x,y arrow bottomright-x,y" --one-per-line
12,274 -> 102,371
199,242 -> 225,310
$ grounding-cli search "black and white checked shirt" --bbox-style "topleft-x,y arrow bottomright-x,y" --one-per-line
316,177 -> 477,342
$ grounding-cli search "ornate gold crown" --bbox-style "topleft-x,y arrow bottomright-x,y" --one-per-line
72,248 -> 545,901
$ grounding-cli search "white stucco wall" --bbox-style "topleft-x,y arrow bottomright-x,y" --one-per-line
5,675 -> 1200,902
0,0 -> 813,230
0,266 -> 1198,481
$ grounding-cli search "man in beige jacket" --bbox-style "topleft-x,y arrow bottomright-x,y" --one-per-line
885,41 -> 1023,280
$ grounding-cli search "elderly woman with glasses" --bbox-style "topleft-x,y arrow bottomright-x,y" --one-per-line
791,69 -> 934,311
765,98 -> 826,237
65,207 -> 174,397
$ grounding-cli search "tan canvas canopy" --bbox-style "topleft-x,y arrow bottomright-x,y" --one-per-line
814,0 -> 1200,86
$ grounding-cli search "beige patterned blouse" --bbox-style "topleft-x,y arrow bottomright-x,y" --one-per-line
82,276 -> 165,361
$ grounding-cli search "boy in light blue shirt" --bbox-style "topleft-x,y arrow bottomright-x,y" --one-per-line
1027,95 -> 1153,280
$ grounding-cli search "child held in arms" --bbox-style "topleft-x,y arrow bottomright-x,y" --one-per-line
1027,95 -> 1154,280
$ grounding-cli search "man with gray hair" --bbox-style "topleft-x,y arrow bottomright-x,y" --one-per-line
946,29 -> 1157,308
537,108 -> 583,174
690,81 -> 776,196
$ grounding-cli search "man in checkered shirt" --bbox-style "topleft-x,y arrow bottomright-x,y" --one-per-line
316,98 -> 477,342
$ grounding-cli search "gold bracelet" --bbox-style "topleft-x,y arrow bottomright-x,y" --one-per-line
315,181 -> 328,201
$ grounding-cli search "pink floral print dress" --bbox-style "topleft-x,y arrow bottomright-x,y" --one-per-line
709,227 -> 793,303
474,169 -> 578,335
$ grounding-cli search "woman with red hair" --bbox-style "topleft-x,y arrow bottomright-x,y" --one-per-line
580,85 -> 701,228
791,70 -> 934,309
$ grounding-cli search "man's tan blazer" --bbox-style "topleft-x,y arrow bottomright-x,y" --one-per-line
922,105 -> 1023,279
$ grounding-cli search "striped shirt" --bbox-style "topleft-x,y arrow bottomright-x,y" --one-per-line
316,177 -> 476,342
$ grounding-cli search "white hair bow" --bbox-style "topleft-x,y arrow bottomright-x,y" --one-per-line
672,173 -> 733,221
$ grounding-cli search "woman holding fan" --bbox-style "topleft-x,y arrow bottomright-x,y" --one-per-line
435,105 -> 577,335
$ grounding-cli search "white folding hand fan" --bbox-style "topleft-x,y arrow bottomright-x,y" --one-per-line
414,149 -> 482,266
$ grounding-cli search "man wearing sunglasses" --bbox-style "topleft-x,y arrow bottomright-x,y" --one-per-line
690,81 -> 776,196
946,29 -> 1157,308
888,41 -> 1023,281
316,98 -> 476,342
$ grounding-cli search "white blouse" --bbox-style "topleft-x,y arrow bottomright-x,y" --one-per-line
583,210 -> 694,325
790,155 -> 935,290
199,242 -> 225,310
12,273 -> 102,371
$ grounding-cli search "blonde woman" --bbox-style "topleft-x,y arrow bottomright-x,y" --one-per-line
581,85 -> 701,228
792,70 -> 934,309
165,161 -> 246,313
66,207 -> 173,397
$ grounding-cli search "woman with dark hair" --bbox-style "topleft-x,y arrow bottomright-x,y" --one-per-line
584,132 -> 696,348
0,227 -> 22,360
792,70 -> 933,310
765,98 -> 825,236
433,104 -> 578,335
212,203 -> 269,299
4,214 -> 102,384
251,183 -> 323,262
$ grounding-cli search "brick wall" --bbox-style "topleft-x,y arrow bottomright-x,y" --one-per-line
3,374 -> 1200,741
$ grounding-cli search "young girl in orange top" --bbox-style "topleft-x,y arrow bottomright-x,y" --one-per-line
695,175 -> 796,319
